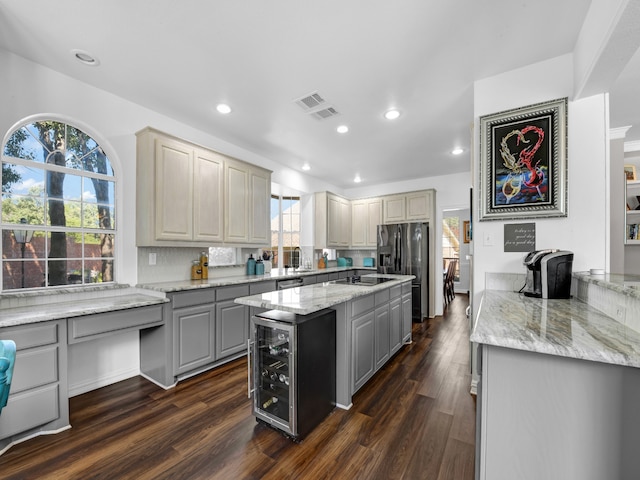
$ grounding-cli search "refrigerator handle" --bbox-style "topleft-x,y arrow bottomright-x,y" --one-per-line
247,338 -> 255,399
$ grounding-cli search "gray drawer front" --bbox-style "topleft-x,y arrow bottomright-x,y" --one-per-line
0,384 -> 60,438
351,294 -> 374,317
249,281 -> 277,295
2,323 -> 58,351
375,289 -> 390,306
12,345 -> 58,394
390,285 -> 402,299
172,289 -> 215,309
316,273 -> 329,283
69,305 -> 163,343
402,282 -> 412,295
216,285 -> 250,301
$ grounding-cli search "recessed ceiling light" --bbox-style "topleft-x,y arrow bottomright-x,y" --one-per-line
452,147 -> 464,155
71,49 -> 100,66
354,175 -> 362,183
384,109 -> 400,120
337,125 -> 349,134
302,163 -> 311,171
216,104 -> 232,114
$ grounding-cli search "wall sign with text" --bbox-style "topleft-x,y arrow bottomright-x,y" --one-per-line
504,223 -> 536,252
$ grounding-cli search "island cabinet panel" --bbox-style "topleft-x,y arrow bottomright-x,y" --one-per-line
352,310 -> 375,393
401,288 -> 412,343
0,320 -> 69,450
374,290 -> 390,370
389,296 -> 402,355
173,305 -> 216,375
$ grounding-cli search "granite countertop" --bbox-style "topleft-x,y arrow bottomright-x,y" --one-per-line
234,274 -> 413,315
471,290 -> 640,369
573,271 -> 640,299
0,285 -> 169,328
137,266 -> 376,293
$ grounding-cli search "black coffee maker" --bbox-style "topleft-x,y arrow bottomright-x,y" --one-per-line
522,250 -> 574,299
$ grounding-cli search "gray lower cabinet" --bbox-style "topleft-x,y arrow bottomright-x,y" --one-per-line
173,304 -> 216,375
0,320 -> 69,451
215,284 -> 249,358
352,309 -> 375,393
215,299 -> 247,358
249,280 -> 277,318
402,285 -> 412,343
390,296 -> 402,355
374,290 -> 390,370
350,281 -> 413,396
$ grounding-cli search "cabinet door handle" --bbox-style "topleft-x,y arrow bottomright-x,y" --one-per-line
247,339 -> 255,399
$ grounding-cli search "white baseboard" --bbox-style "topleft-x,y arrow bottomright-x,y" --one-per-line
470,378 -> 478,395
0,425 -> 71,457
68,367 -> 139,397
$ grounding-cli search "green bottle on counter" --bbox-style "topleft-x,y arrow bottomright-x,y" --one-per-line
246,254 -> 256,275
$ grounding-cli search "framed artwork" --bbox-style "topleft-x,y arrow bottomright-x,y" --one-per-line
479,98 -> 568,221
625,164 -> 637,181
463,220 -> 470,243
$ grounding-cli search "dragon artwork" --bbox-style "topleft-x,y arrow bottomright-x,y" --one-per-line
498,125 -> 546,204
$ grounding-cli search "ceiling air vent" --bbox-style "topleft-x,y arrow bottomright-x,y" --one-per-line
294,91 -> 340,120
295,92 -> 326,111
310,107 -> 339,120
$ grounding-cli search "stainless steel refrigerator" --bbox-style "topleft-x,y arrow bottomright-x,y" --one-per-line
377,223 -> 429,321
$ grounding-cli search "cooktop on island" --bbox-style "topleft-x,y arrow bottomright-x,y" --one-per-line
332,275 -> 394,286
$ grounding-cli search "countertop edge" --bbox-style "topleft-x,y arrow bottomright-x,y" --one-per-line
234,275 -> 413,315
137,266 -> 377,293
471,290 -> 640,370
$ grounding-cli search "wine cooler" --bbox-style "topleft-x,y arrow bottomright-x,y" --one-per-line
248,308 -> 336,439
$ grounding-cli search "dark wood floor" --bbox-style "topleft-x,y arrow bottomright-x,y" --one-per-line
0,294 -> 474,480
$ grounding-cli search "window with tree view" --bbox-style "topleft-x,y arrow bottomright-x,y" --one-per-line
1,120 -> 116,290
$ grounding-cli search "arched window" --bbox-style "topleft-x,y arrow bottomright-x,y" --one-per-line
1,119 -> 116,290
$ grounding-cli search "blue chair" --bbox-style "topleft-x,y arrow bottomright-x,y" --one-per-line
0,340 -> 16,414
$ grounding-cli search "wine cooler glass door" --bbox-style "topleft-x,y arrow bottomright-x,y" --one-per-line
252,318 -> 295,435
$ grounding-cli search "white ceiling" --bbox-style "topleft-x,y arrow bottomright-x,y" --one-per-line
0,1 -> 638,188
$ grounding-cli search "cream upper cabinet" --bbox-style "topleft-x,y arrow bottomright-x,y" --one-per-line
382,190 -> 433,224
405,190 -> 433,221
193,148 -> 224,242
153,136 -> 194,241
224,159 -> 249,243
136,127 -> 270,247
224,157 -> 271,245
315,191 -> 351,248
383,195 -> 406,224
248,167 -> 270,244
352,198 -> 382,248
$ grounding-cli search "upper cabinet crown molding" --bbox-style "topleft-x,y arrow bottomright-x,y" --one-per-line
136,127 -> 271,247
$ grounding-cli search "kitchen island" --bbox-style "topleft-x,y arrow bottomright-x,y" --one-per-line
235,273 -> 414,408
472,280 -> 640,480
